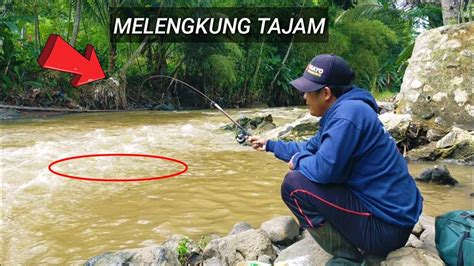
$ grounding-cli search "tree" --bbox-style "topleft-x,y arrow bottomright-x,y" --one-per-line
69,0 -> 81,47
441,0 -> 461,24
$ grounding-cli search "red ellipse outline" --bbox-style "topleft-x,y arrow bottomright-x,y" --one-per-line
48,153 -> 188,182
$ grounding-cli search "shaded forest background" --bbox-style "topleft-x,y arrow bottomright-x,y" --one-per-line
0,0 -> 470,110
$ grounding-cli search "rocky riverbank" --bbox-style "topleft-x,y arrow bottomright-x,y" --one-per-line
85,214 -> 444,265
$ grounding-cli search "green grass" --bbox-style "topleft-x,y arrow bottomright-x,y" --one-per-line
372,90 -> 397,101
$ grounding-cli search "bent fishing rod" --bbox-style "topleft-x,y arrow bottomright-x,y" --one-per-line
139,75 -> 251,144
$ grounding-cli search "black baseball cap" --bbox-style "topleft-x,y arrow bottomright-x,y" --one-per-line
290,54 -> 355,93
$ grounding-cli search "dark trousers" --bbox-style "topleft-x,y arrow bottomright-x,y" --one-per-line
281,170 -> 412,256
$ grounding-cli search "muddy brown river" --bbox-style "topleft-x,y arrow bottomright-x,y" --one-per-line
1,108 -> 472,264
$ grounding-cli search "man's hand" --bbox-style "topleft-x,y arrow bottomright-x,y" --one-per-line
248,135 -> 267,151
289,154 -> 296,170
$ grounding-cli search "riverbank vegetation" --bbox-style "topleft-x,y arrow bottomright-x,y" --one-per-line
0,0 -> 463,110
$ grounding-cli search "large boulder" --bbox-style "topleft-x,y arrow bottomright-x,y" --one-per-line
202,229 -> 276,265
84,245 -> 180,265
396,22 -> 474,130
260,216 -> 300,245
381,247 -> 444,266
273,234 -> 331,265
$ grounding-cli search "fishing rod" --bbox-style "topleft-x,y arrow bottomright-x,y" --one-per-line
139,75 -> 251,144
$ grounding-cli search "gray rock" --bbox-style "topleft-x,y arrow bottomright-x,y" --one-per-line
260,216 -> 300,245
436,130 -> 457,148
377,101 -> 395,114
85,245 -> 180,266
161,234 -> 201,264
0,108 -> 20,120
415,165 -> 458,185
381,247 -> 444,266
419,223 -> 437,254
297,229 -> 313,241
162,234 -> 190,251
275,255 -> 315,266
274,235 -> 331,265
406,142 -> 439,161
222,114 -> 276,134
396,23 -> 473,130
404,215 -> 438,254
407,139 -> 474,163
275,113 -> 320,141
236,261 -> 271,266
257,254 -> 273,264
411,223 -> 423,237
229,221 -> 252,235
203,256 -> 223,266
434,116 -> 443,125
154,103 -> 176,111
436,127 -> 473,148
202,229 -> 276,265
405,234 -> 423,248
418,214 -> 435,231
427,128 -> 448,142
379,113 -> 412,142
279,122 -> 319,141
272,244 -> 282,256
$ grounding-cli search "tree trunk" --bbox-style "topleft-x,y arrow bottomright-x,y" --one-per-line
66,2 -> 72,41
114,37 -> 149,109
70,0 -> 82,47
269,36 -> 294,93
240,44 -> 251,105
34,1 -> 41,53
441,0 -> 461,25
118,37 -> 149,77
108,41 -> 116,74
155,44 -> 170,75
248,41 -> 265,104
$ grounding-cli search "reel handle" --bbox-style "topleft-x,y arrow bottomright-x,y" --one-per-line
236,132 -> 250,145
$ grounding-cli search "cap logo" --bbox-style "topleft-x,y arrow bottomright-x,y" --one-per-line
306,63 -> 324,77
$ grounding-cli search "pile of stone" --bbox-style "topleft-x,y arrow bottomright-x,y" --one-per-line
85,215 -> 445,266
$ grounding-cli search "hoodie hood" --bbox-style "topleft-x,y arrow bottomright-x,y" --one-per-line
320,86 -> 379,127
336,86 -> 379,113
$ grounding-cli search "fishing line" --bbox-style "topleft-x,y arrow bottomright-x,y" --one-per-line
139,75 -> 251,144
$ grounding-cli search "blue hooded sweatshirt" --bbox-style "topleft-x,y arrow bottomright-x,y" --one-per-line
266,87 -> 423,228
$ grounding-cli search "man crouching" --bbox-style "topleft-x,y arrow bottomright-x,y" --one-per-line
249,54 -> 423,265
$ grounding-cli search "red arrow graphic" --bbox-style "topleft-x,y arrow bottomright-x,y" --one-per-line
37,34 -> 105,87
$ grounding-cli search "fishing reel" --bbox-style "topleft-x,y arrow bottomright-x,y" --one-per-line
236,131 -> 250,145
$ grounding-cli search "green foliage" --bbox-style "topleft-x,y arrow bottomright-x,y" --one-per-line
176,237 -> 190,265
197,235 -> 211,250
337,19 -> 399,92
1,0 -> 443,108
406,3 -> 443,30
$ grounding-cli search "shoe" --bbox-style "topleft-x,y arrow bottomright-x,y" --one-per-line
307,222 -> 363,266
361,254 -> 385,266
